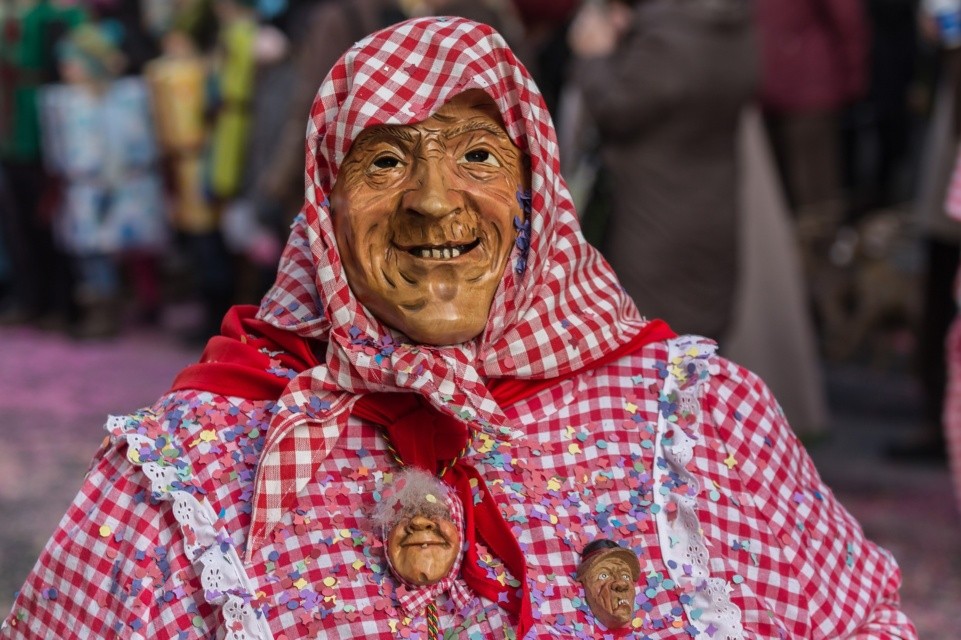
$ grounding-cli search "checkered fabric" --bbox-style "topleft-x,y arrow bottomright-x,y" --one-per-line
3,345 -> 916,638
251,16 -> 645,554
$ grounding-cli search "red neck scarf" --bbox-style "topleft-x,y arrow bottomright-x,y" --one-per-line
172,305 -> 675,636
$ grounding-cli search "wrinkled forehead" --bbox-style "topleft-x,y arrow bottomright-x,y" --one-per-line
347,89 -> 513,152
314,17 -> 535,186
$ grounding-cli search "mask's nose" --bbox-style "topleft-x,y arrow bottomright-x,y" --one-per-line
612,575 -> 632,593
407,514 -> 437,532
403,153 -> 462,220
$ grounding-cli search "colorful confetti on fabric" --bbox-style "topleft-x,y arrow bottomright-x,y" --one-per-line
1,334 -> 916,639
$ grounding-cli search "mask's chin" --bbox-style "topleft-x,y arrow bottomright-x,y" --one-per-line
379,301 -> 489,346
354,251 -> 504,346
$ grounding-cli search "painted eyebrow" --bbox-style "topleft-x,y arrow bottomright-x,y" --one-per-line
441,117 -> 511,142
353,125 -> 415,147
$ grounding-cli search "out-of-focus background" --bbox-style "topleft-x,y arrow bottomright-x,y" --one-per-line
0,0 -> 959,634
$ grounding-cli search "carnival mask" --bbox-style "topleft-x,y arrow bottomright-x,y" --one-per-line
331,89 -> 528,345
374,469 -> 463,587
575,540 -> 640,629
386,508 -> 460,586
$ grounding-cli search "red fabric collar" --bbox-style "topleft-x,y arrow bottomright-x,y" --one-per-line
170,305 -> 322,398
169,305 -> 675,635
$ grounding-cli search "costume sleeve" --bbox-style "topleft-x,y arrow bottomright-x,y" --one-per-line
703,357 -> 917,639
0,433 -> 213,639
571,19 -> 684,138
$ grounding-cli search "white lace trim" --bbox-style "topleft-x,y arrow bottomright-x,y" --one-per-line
107,415 -> 274,640
652,338 -> 743,639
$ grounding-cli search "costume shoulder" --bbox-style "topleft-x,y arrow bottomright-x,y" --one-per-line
2,391 -> 273,639
698,350 -> 917,639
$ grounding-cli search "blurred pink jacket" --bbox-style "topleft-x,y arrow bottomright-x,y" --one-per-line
757,0 -> 870,113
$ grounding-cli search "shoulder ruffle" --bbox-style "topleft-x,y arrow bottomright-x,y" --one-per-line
106,393 -> 275,640
653,336 -> 744,638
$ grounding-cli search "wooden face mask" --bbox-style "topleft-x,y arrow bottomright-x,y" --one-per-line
386,507 -> 461,586
576,543 -> 640,629
331,89 -> 528,345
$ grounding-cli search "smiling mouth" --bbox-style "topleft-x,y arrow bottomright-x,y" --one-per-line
402,534 -> 449,547
404,239 -> 481,260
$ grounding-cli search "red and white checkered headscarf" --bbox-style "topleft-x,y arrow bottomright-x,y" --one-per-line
249,16 -> 646,555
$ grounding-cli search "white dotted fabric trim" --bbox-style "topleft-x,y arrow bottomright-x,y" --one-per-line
653,338 -> 744,639
107,415 -> 274,640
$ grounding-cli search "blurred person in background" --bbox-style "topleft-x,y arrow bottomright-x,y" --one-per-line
889,2 -> 961,462
218,15 -> 296,303
145,28 -> 214,261
0,0 -> 87,328
144,26 -> 218,326
567,0 -> 756,340
249,0 -> 407,283
86,0 -> 160,75
756,0 -> 869,337
942,139 -> 961,515
510,0 -> 581,117
843,0 -> 919,215
724,106 -> 832,440
173,0 -> 261,343
37,22 -> 167,338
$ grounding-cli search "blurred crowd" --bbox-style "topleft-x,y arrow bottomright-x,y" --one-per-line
1,0 -> 960,464
0,0 -> 531,344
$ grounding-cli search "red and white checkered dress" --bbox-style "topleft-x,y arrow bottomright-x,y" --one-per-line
3,17 -> 915,640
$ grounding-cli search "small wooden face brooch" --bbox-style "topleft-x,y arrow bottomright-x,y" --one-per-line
575,539 -> 641,628
373,468 -> 462,586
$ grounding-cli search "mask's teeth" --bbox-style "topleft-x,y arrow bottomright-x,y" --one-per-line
413,244 -> 468,259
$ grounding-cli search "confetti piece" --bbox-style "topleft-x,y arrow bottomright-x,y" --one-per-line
99,525 -> 112,538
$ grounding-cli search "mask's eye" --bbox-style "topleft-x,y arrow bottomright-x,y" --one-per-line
621,573 -> 631,581
597,572 -> 609,581
460,148 -> 501,167
372,155 -> 402,170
